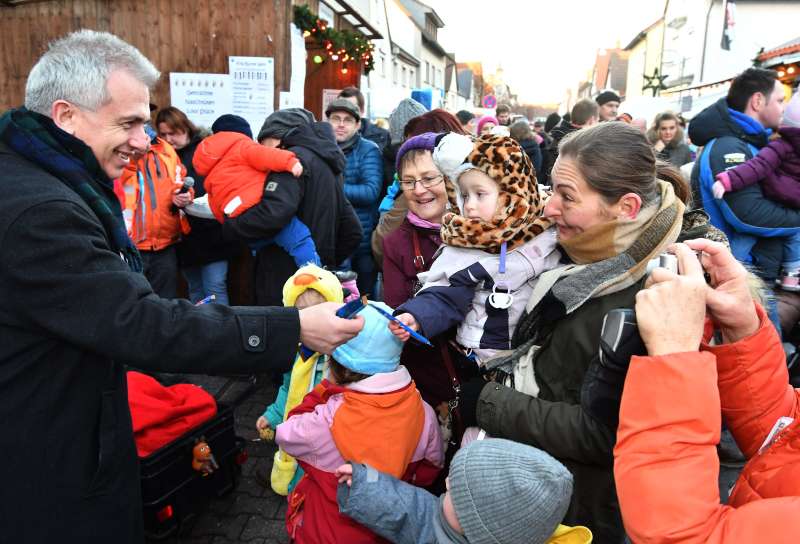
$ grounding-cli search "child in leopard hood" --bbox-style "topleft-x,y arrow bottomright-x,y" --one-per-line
391,132 -> 560,366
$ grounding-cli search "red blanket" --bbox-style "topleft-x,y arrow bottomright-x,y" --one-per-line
127,371 -> 217,458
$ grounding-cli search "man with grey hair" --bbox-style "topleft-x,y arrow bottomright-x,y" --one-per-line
0,29 -> 362,543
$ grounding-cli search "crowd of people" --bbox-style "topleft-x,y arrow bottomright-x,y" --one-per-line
1,28 -> 800,544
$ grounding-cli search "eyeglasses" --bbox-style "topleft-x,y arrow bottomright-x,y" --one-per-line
398,174 -> 444,191
328,114 -> 356,126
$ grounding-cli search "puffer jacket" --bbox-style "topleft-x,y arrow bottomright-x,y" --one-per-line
192,131 -> 299,222
119,136 -> 186,251
690,98 -> 800,281
343,134 -> 383,254
615,303 -> 800,543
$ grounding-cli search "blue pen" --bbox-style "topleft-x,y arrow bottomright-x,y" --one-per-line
195,294 -> 216,306
367,302 -> 433,347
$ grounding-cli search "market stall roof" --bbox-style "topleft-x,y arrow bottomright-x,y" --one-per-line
758,37 -> 800,65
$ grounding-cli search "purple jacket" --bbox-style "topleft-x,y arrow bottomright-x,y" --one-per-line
719,126 -> 800,208
381,219 -> 441,308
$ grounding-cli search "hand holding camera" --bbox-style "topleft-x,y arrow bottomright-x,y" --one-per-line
637,243 -> 707,356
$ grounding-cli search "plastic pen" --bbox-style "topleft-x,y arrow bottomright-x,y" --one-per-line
195,294 -> 216,306
367,302 -> 433,347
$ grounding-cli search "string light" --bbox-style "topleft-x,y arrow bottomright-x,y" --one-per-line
789,66 -> 797,74
313,55 -> 323,64
341,67 -> 348,74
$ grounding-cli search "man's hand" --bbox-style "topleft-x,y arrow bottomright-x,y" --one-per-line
683,238 -> 759,343
389,313 -> 418,342
299,302 -> 364,353
637,243 -> 706,355
335,463 -> 353,487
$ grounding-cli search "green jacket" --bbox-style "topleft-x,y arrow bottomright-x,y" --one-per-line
476,278 -> 645,544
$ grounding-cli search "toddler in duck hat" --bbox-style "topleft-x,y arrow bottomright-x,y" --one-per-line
275,301 -> 444,542
255,264 -> 342,495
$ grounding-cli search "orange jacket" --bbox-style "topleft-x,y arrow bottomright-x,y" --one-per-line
119,137 -> 186,251
615,303 -> 800,544
192,131 -> 299,223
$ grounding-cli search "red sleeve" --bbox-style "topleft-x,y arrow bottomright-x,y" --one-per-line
241,140 -> 298,174
615,350 -> 724,543
703,303 -> 800,457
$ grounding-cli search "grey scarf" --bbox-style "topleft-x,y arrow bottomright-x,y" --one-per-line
339,132 -> 360,154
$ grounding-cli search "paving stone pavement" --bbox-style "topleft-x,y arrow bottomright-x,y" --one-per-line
146,380 -> 290,544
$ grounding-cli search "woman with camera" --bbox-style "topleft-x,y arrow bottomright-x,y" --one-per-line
455,122 -> 723,542
615,240 -> 800,543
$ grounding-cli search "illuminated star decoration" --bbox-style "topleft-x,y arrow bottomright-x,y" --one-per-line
642,68 -> 669,97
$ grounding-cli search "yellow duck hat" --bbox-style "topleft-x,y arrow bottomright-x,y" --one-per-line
282,264 -> 344,307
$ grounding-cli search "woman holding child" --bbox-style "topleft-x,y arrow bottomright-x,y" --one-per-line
452,122 -> 720,542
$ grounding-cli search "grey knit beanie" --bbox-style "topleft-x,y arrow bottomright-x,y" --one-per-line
449,438 -> 573,544
257,108 -> 316,142
388,98 -> 428,144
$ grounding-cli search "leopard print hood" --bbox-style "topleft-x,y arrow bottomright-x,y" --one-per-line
432,133 -> 551,253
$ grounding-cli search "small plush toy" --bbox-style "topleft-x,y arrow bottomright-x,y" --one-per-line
192,440 -> 219,475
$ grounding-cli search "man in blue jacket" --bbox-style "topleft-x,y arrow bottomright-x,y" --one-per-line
690,68 -> 794,291
326,98 -> 384,295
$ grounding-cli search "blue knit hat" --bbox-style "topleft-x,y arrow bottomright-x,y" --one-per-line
332,302 -> 403,375
395,131 -> 439,172
212,114 -> 253,138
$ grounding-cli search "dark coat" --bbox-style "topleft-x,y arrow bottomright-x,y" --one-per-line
689,98 -> 800,280
343,134 -> 384,255
475,280 -> 641,543
519,138 -> 543,181
0,142 -> 301,543
176,135 -> 241,267
223,122 -> 362,305
381,218 -> 441,308
724,126 -> 800,208
657,141 -> 693,168
543,119 -> 578,179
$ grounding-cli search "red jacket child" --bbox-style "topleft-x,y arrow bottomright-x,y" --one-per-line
192,130 -> 302,223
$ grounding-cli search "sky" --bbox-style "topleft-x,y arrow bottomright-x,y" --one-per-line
428,0 -> 665,104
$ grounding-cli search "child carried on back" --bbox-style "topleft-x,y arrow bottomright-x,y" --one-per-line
390,132 -> 560,367
275,300 -> 443,543
192,114 -> 320,267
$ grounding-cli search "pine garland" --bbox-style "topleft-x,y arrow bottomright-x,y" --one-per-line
294,4 -> 376,73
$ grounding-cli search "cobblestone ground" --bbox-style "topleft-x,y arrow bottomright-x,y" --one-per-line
146,380 -> 290,544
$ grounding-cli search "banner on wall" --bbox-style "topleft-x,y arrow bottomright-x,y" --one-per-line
229,56 -> 275,138
169,73 -> 233,130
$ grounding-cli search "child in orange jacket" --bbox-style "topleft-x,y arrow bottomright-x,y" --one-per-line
193,114 -> 320,266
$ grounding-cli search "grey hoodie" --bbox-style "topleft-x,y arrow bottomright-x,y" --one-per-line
337,463 -> 466,544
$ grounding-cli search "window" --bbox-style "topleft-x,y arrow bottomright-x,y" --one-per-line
318,2 -> 335,29
425,61 -> 430,83
409,69 -> 415,87
402,66 -> 407,87
393,61 -> 398,84
381,54 -> 386,77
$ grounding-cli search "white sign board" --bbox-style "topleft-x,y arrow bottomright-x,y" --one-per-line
287,23 -> 307,108
229,56 -> 275,138
169,73 -> 232,130
321,88 -> 342,120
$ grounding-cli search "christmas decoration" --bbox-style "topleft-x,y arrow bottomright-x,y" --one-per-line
294,4 -> 375,73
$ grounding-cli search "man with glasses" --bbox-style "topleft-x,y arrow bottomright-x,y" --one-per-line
325,98 -> 383,296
